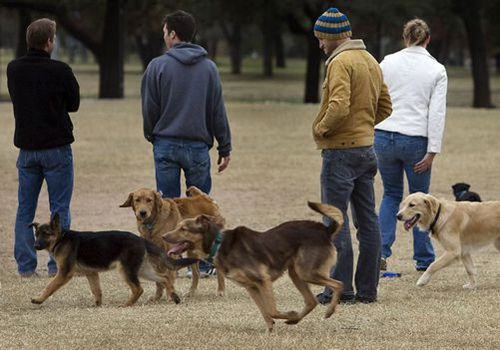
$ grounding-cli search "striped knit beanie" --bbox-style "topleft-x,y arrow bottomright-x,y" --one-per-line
314,8 -> 352,40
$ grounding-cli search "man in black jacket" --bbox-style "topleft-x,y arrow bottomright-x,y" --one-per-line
7,18 -> 80,277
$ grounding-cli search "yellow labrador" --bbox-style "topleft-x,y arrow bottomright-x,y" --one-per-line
397,192 -> 500,289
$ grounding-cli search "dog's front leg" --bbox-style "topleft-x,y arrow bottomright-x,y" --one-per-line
186,262 -> 199,297
31,271 -> 73,304
461,253 -> 477,289
416,251 -> 458,287
216,264 -> 225,297
245,286 -> 275,332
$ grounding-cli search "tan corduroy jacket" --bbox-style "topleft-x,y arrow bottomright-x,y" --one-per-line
313,39 -> 392,149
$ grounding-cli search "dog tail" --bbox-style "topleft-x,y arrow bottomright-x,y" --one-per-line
307,201 -> 344,238
145,241 -> 198,270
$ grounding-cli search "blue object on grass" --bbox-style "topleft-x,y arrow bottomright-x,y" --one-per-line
381,271 -> 402,278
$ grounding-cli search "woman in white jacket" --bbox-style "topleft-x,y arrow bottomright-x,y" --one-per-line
375,19 -> 447,271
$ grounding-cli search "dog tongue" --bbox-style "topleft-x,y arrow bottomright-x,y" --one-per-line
168,243 -> 188,257
404,221 -> 412,231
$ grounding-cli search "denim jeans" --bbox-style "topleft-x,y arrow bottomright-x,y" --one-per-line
14,145 -> 73,275
320,146 -> 381,300
153,137 -> 211,198
153,137 -> 212,272
374,130 -> 435,268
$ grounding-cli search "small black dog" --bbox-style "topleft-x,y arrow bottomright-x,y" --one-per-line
452,183 -> 482,202
30,213 -> 196,306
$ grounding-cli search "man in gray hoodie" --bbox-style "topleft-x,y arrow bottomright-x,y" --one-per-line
141,10 -> 231,200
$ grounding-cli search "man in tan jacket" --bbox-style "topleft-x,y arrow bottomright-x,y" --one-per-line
312,8 -> 392,305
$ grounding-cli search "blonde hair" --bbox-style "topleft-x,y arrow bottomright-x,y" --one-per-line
403,18 -> 430,46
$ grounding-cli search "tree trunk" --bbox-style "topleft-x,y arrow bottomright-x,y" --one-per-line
98,0 -> 125,98
304,33 -> 321,103
455,0 -> 493,108
275,32 -> 285,68
16,8 -> 30,57
227,24 -> 242,75
135,30 -> 164,71
262,29 -> 273,77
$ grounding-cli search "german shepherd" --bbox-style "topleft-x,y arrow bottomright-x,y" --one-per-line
30,213 -> 195,307
163,202 -> 344,332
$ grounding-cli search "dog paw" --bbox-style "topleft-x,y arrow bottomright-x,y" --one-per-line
217,290 -> 225,297
148,296 -> 161,303
463,283 -> 476,290
94,300 -> 102,307
171,293 -> 181,304
31,298 -> 43,304
416,275 -> 430,287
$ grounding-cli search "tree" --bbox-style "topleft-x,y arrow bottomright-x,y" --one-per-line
453,0 -> 494,108
1,0 -> 126,99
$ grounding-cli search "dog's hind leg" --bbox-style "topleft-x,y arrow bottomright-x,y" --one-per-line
215,263 -> 225,297
461,253 -> 477,289
245,286 -> 275,332
150,283 -> 164,302
284,267 -> 318,325
417,251 -> 458,287
86,272 -> 103,306
305,273 -> 343,319
31,271 -> 74,304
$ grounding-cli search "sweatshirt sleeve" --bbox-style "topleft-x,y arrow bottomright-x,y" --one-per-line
63,64 -> 80,113
427,67 -> 447,153
141,61 -> 161,143
212,68 -> 232,157
316,60 -> 351,136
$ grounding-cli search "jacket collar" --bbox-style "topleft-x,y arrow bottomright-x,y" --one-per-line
401,46 -> 435,60
326,39 -> 366,66
27,49 -> 51,58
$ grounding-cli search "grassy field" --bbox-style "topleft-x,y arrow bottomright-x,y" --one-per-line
0,58 -> 500,349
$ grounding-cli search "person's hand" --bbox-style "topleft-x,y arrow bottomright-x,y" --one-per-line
413,153 -> 436,174
217,155 -> 230,173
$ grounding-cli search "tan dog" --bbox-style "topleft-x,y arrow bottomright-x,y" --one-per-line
397,192 -> 500,289
163,202 -> 344,332
120,186 -> 225,298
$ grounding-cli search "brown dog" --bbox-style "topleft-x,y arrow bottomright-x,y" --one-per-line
397,192 -> 500,288
120,186 -> 225,298
163,202 -> 344,332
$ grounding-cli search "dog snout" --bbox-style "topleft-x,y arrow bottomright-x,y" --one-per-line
396,213 -> 403,221
139,210 -> 147,218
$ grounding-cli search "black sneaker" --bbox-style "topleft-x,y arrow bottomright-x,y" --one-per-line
355,295 -> 376,304
316,292 -> 332,305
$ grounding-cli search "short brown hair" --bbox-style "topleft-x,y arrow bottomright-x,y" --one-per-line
403,18 -> 430,46
163,10 -> 196,42
26,18 -> 56,50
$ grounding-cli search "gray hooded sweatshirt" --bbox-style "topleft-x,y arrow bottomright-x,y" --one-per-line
141,43 -> 231,157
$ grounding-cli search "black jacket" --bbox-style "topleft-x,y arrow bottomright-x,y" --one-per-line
7,49 -> 80,150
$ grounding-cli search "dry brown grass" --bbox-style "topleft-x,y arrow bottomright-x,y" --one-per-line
1,99 -> 499,349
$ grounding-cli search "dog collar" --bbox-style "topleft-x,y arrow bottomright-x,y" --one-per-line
429,204 -> 442,234
205,231 -> 222,263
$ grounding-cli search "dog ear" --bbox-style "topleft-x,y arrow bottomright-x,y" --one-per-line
155,192 -> 163,210
423,194 -> 439,215
119,193 -> 134,208
50,213 -> 61,231
28,222 -> 40,231
463,183 -> 471,191
196,214 -> 224,230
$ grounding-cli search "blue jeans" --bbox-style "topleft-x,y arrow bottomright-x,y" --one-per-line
153,137 -> 212,272
153,137 -> 211,198
374,130 -> 435,268
321,146 -> 381,300
14,145 -> 73,275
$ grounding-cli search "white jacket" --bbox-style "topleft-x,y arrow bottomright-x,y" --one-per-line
376,46 -> 447,153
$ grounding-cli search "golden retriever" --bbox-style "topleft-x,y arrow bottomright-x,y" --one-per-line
397,192 -> 500,288
163,202 -> 344,332
120,186 -> 226,299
